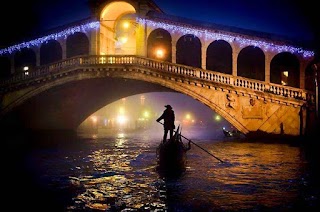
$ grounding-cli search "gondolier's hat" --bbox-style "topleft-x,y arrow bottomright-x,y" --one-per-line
165,105 -> 172,109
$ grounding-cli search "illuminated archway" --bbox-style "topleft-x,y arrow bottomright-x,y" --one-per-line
147,28 -> 172,62
99,1 -> 136,55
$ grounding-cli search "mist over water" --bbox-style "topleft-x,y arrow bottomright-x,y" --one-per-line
2,127 -> 319,211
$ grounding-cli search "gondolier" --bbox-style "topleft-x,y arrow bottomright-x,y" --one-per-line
156,105 -> 175,143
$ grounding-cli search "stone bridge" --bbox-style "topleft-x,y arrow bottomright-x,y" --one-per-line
0,55 -> 315,138
0,0 -> 317,138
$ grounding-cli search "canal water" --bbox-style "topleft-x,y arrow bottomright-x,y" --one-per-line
2,127 -> 319,211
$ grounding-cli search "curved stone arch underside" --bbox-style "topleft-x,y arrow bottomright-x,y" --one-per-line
1,67 -> 303,136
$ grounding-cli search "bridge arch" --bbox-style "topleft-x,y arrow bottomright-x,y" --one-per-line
270,52 -> 300,88
147,28 -> 172,62
305,60 -> 318,91
238,46 -> 265,81
66,32 -> 90,58
40,40 -> 62,65
206,40 -> 232,74
100,1 -> 136,23
0,70 -> 176,130
176,34 -> 201,68
99,1 -> 136,55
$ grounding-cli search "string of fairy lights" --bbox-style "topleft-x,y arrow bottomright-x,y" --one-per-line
137,18 -> 314,58
0,18 -> 314,59
0,21 -> 100,55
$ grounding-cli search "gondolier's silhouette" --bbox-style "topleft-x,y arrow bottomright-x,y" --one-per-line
156,105 -> 175,142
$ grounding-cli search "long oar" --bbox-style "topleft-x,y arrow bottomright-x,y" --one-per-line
157,121 -> 224,163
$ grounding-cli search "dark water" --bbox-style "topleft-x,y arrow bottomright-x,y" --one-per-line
2,128 -> 320,211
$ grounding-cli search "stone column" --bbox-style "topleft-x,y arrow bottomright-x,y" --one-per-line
171,36 -> 178,64
232,44 -> 240,76
89,28 -> 99,55
33,47 -> 40,67
59,39 -> 67,60
201,41 -> 208,70
265,52 -> 272,83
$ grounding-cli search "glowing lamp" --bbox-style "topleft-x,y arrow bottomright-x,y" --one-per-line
155,48 -> 165,59
117,115 -> 127,125
123,21 -> 130,29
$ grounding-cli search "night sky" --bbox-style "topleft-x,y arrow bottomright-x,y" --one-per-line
0,0 -> 319,52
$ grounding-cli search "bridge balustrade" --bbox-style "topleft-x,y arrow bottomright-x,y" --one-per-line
0,55 -> 312,102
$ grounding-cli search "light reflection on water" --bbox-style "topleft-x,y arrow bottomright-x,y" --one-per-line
3,129 -> 319,211
66,133 -> 165,211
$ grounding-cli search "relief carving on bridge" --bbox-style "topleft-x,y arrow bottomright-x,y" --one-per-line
226,93 -> 236,109
241,98 -> 263,119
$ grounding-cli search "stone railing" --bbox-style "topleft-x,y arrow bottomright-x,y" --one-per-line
0,55 -> 313,102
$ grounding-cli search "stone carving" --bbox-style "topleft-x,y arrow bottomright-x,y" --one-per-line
226,93 -> 236,109
249,98 -> 255,106
242,98 -> 263,119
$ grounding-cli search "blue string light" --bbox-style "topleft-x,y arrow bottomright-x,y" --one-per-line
0,21 -> 100,55
0,18 -> 314,59
137,18 -> 314,58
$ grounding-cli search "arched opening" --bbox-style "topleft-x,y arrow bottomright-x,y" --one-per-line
270,52 -> 300,88
176,34 -> 201,68
66,32 -> 89,58
99,1 -> 136,55
238,46 -> 265,81
206,40 -> 232,74
147,28 -> 172,62
40,40 -> 62,65
305,61 -> 317,91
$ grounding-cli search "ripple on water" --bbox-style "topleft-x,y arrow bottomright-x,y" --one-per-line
6,133 -> 318,211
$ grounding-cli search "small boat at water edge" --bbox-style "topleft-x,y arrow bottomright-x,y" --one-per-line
156,126 -> 191,176
222,127 -> 241,138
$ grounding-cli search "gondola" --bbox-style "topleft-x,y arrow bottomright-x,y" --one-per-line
156,126 -> 191,176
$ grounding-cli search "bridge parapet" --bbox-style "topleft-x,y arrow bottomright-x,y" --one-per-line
0,55 -> 313,104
